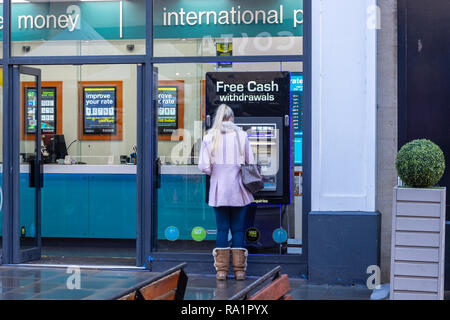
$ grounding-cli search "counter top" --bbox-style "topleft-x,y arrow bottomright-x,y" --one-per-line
12,164 -> 203,175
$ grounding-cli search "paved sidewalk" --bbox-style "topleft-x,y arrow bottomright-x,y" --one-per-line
0,265 -> 375,300
185,274 -> 374,300
8,265 -> 450,300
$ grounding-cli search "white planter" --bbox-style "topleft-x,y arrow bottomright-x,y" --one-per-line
390,186 -> 446,300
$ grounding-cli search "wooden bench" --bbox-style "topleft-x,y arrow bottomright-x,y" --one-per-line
112,263 -> 188,300
228,266 -> 292,300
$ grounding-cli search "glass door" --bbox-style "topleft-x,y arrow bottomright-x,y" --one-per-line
13,66 -> 43,263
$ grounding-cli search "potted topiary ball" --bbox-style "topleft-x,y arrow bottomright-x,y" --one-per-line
395,139 -> 445,188
390,139 -> 446,300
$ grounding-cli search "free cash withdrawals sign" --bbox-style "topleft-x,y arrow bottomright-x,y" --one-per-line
205,72 -> 290,118
83,87 -> 117,135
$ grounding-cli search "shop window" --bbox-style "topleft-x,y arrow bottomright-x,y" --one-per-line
154,62 -> 304,256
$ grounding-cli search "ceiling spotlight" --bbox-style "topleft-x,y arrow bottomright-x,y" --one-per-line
126,44 -> 135,52
22,45 -> 31,53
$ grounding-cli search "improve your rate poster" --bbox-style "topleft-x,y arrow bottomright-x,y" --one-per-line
157,86 -> 179,135
83,87 -> 117,135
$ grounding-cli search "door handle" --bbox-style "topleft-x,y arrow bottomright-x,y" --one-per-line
38,159 -> 44,188
29,158 -> 36,188
155,158 -> 161,189
29,158 -> 43,188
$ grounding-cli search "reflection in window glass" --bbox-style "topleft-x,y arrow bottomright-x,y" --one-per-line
155,62 -> 303,256
11,0 -> 146,57
153,0 -> 303,57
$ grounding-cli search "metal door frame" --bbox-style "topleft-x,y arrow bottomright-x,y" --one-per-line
11,66 -> 43,263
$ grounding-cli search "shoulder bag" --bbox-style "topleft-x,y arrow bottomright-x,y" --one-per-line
235,129 -> 264,194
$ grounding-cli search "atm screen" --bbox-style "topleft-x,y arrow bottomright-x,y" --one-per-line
235,122 -> 279,192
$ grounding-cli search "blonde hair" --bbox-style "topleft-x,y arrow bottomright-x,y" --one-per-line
209,104 -> 234,154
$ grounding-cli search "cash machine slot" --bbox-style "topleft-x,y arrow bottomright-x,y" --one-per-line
234,117 -> 283,198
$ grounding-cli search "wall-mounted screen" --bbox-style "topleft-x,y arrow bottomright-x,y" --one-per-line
157,86 -> 178,135
82,86 -> 117,135
25,87 -> 57,135
78,81 -> 123,141
290,73 -> 303,166
157,80 -> 184,141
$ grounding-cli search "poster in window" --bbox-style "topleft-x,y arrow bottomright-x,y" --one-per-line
157,86 -> 178,135
25,87 -> 57,135
216,42 -> 233,70
82,87 -> 117,135
157,80 -> 184,141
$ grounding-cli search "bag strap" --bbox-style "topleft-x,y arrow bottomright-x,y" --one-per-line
234,129 -> 246,164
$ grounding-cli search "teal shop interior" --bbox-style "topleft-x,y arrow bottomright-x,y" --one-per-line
0,0 -> 305,267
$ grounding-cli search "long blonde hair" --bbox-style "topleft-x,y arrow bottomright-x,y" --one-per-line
209,104 -> 234,154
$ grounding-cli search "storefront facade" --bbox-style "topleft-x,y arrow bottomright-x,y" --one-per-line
0,0 -> 381,284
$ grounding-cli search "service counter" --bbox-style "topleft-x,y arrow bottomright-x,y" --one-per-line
0,165 -> 215,241
17,164 -> 203,175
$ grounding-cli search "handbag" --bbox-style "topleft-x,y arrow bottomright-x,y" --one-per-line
235,129 -> 265,194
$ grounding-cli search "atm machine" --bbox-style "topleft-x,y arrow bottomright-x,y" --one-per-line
205,71 -> 291,252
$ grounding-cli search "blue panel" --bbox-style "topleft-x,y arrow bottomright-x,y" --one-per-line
308,211 -> 381,285
41,174 -> 89,238
20,174 -> 36,237
157,174 -> 216,241
88,175 -> 137,239
2,172 -> 217,241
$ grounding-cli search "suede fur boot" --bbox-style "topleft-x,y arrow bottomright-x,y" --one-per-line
213,248 -> 230,281
231,248 -> 248,281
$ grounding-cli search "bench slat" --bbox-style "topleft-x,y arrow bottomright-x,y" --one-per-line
248,274 -> 290,300
118,292 -> 136,300
139,270 -> 181,300
153,289 -> 177,300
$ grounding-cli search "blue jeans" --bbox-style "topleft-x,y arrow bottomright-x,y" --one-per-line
214,206 -> 247,248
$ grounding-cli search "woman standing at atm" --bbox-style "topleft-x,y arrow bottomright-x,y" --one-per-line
198,104 -> 255,281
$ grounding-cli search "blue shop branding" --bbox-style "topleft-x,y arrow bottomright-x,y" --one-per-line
163,5 -> 303,28
0,5 -> 81,32
0,1 -> 303,40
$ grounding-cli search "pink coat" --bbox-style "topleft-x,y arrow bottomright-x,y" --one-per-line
198,122 -> 255,207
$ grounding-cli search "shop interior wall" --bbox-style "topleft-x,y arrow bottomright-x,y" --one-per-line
9,40 -> 143,165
